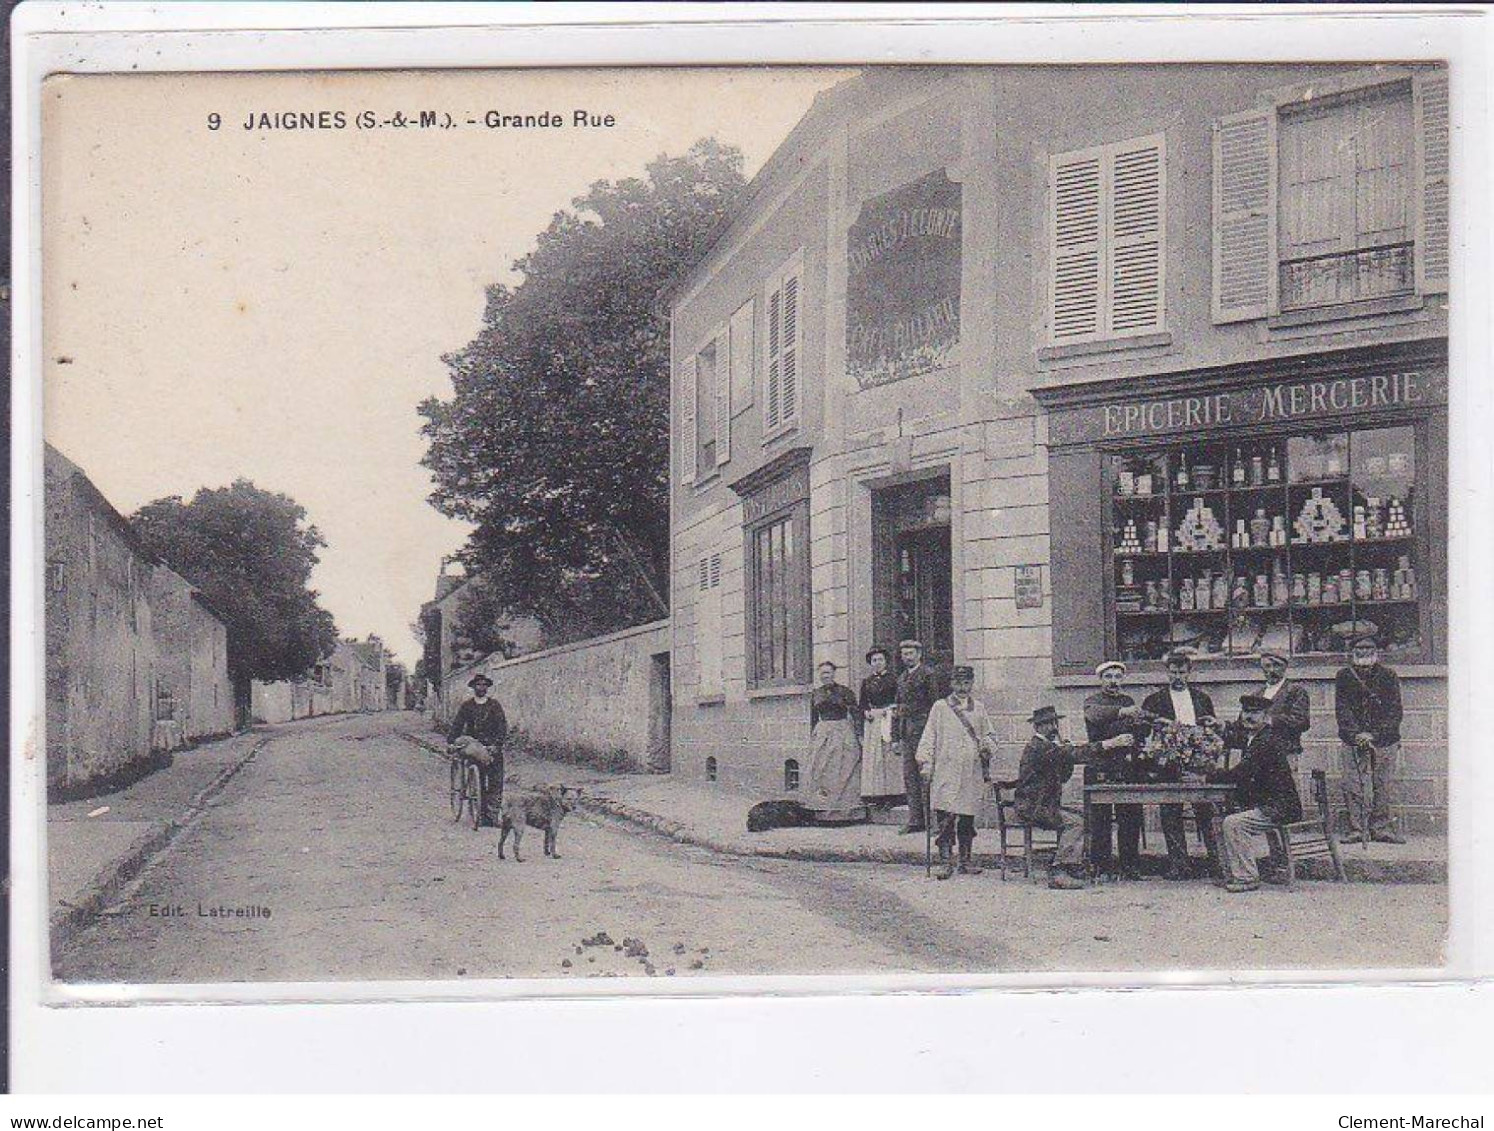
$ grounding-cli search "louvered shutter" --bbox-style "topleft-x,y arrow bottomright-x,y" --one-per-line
1212,108 -> 1277,323
765,286 -> 783,432
1109,138 -> 1165,334
697,552 -> 723,695
1049,149 -> 1104,341
679,355 -> 697,485
1414,70 -> 1450,294
714,328 -> 731,465
780,271 -> 800,425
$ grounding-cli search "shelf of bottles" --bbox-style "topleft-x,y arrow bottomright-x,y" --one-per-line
1109,425 -> 1421,662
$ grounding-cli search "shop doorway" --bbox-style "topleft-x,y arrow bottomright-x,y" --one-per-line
871,474 -> 954,679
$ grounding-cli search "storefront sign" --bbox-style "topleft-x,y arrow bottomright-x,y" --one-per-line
1048,369 -> 1447,447
1014,565 -> 1044,610
740,463 -> 811,523
845,169 -> 962,391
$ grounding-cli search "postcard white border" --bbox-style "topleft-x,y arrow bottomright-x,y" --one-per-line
11,1 -> 1494,1092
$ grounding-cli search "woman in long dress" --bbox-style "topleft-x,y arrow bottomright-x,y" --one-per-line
858,646 -> 902,807
805,661 -> 866,822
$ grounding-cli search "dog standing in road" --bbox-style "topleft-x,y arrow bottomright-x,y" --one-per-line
497,783 -> 580,862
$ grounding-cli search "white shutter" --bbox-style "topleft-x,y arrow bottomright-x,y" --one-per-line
1212,108 -> 1278,323
781,271 -> 800,425
1109,137 -> 1166,334
729,299 -> 754,415
714,327 -> 731,465
679,355 -> 697,485
1049,148 -> 1104,341
1414,70 -> 1450,294
697,552 -> 723,696
765,285 -> 782,433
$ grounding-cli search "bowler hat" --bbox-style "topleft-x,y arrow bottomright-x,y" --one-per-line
951,665 -> 975,681
468,674 -> 494,689
1029,705 -> 1064,726
1350,634 -> 1380,650
1240,693 -> 1271,711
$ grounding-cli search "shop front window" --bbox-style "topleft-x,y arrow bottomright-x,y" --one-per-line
1109,424 -> 1422,661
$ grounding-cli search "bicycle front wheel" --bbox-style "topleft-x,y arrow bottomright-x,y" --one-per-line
467,762 -> 485,831
449,757 -> 465,821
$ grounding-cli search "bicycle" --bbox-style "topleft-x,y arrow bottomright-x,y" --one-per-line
447,747 -> 486,830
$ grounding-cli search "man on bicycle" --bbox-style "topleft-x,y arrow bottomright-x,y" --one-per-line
447,673 -> 508,827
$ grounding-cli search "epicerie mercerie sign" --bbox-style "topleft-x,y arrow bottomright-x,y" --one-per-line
845,169 -> 962,391
1050,369 -> 1447,447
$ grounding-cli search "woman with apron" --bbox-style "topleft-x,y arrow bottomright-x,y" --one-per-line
858,646 -> 902,808
805,660 -> 867,823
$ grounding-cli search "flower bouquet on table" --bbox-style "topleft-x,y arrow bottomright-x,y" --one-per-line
1144,719 -> 1225,779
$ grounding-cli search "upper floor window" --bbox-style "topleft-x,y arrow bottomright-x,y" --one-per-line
1047,134 -> 1166,345
1213,70 -> 1448,324
679,326 -> 730,486
763,252 -> 802,439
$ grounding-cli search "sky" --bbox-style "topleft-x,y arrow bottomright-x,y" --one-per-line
43,67 -> 850,665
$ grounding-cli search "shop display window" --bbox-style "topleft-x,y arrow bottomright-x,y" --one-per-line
1108,425 -> 1421,662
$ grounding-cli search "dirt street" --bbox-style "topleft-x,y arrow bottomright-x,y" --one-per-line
54,712 -> 1447,984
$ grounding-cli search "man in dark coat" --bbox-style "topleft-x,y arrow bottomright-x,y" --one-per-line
1141,649 -> 1222,878
1334,635 -> 1405,843
1082,660 -> 1149,878
1017,705 -> 1134,890
1215,694 -> 1303,892
447,673 -> 509,826
1251,650 -> 1311,761
895,639 -> 941,835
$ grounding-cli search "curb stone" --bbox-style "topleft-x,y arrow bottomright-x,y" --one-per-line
395,730 -> 1443,881
49,734 -> 271,951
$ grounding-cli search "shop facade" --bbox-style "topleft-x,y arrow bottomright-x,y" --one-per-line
669,65 -> 1450,831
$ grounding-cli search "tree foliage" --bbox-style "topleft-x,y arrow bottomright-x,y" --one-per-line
132,481 -> 339,684
419,138 -> 747,641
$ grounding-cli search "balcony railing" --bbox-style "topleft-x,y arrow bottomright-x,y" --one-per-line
1279,242 -> 1415,312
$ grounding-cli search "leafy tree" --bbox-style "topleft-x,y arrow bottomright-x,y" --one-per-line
132,482 -> 339,689
419,138 -> 747,641
450,574 -> 521,661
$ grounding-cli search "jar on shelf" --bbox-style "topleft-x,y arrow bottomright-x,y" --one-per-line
1195,575 -> 1212,611
1307,573 -> 1322,604
1324,576 -> 1339,604
1121,559 -> 1135,586
1212,573 -> 1229,610
1231,575 -> 1250,609
1135,472 -> 1153,497
1373,569 -> 1390,601
1355,569 -> 1373,601
1250,508 -> 1270,547
1118,470 -> 1135,497
1253,574 -> 1269,607
1179,578 -> 1196,611
1292,573 -> 1306,602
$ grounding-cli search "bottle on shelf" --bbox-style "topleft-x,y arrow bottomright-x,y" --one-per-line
1195,574 -> 1212,611
1179,578 -> 1195,611
1272,561 -> 1290,607
1267,447 -> 1281,483
1231,575 -> 1250,609
1176,452 -> 1190,492
1156,523 -> 1169,553
1323,575 -> 1339,605
1250,454 -> 1264,486
1250,508 -> 1270,548
1232,448 -> 1246,486
1270,516 -> 1287,547
1253,574 -> 1269,607
1121,558 -> 1135,587
1212,572 -> 1229,610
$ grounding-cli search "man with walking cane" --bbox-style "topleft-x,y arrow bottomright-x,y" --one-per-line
915,666 -> 997,880
1334,634 -> 1405,844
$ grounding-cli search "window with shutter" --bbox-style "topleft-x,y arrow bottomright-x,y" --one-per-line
696,341 -> 717,473
763,253 -> 804,438
1214,71 -> 1445,321
1047,135 -> 1165,345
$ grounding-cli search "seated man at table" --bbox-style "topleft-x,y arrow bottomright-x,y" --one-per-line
1141,649 -> 1223,879
1016,705 -> 1133,890
1213,694 -> 1303,893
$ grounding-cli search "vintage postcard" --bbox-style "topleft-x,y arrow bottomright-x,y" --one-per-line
29,47 -> 1467,998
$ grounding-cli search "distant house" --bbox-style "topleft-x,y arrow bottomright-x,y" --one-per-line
420,564 -> 543,723
250,634 -> 391,722
44,444 -> 233,792
147,565 -> 233,748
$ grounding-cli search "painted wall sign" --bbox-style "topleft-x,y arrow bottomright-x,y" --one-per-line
1048,369 -> 1448,447
846,169 -> 962,391
1014,564 -> 1044,610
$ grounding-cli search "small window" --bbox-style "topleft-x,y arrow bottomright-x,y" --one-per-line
705,756 -> 718,783
784,759 -> 800,791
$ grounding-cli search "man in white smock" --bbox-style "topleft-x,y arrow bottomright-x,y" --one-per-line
916,665 -> 997,880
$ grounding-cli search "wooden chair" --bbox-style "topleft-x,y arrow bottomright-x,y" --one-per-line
991,780 -> 1060,882
1264,769 -> 1348,888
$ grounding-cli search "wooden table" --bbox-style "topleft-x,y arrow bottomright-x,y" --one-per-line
1082,782 -> 1236,880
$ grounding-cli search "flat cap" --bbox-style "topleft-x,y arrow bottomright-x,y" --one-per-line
1095,660 -> 1127,677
